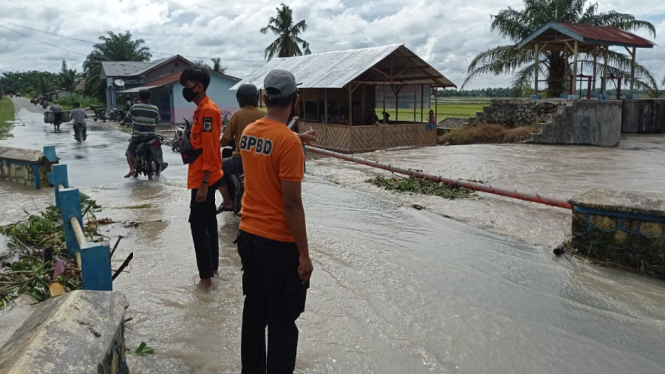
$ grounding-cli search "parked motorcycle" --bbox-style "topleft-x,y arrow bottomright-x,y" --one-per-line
171,118 -> 190,152
131,135 -> 168,180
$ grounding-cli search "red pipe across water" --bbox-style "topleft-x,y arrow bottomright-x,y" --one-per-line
305,146 -> 572,210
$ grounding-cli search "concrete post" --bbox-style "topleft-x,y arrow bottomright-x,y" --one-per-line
572,41 -> 578,96
534,44 -> 539,94
630,47 -> 636,96
80,242 -> 113,291
43,145 -> 57,163
48,164 -> 69,208
59,188 -> 83,258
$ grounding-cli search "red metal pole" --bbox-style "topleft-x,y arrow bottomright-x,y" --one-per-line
569,75 -> 574,95
587,78 -> 591,100
306,146 -> 572,210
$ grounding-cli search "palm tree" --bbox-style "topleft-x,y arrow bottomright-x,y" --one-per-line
211,58 -> 226,74
83,31 -> 152,99
463,0 -> 657,96
194,60 -> 211,69
261,3 -> 311,60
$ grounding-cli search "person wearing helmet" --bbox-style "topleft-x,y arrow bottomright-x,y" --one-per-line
217,83 -> 318,212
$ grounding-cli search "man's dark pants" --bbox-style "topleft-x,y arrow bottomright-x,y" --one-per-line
189,179 -> 223,279
236,230 -> 308,374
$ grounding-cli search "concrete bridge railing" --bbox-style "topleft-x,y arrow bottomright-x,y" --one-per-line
0,145 -> 58,189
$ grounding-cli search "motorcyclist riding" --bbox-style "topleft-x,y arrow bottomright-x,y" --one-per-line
216,83 -> 318,213
120,89 -> 160,178
71,102 -> 87,141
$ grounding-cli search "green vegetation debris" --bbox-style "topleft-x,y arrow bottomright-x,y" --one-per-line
0,96 -> 15,139
134,342 -> 155,356
368,176 -> 477,200
0,200 -> 102,309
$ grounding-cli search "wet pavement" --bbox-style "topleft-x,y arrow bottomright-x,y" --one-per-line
1,97 -> 665,374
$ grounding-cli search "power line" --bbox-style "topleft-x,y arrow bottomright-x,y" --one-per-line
0,23 -> 88,56
0,19 -> 265,63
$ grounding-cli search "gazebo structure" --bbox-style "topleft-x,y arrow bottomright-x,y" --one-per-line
517,22 -> 655,99
231,44 -> 456,153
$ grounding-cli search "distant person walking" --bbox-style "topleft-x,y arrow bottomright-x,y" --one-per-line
50,102 -> 63,132
236,69 -> 312,373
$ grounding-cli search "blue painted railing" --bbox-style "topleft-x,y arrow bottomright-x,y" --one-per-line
48,149 -> 113,291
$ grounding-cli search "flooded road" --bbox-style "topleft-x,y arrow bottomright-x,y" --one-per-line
2,97 -> 665,374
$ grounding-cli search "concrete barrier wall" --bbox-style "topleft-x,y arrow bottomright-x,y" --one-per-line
531,100 -> 622,147
471,99 -> 571,127
0,146 -> 55,189
0,291 -> 129,374
622,99 -> 665,134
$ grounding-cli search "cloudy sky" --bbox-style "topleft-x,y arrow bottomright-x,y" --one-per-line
0,0 -> 664,89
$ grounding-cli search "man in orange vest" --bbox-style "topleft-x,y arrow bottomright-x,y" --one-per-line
179,67 -> 224,291
236,69 -> 312,373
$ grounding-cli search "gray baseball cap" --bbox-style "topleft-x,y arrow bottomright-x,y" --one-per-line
264,69 -> 297,100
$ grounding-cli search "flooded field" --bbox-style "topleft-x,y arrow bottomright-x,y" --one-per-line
1,97 -> 664,374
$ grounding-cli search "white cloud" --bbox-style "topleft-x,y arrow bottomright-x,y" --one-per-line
0,0 -> 663,89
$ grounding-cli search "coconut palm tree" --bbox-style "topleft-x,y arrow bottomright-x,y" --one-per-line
83,31 -> 152,99
261,3 -> 311,60
211,58 -> 226,74
463,0 -> 657,96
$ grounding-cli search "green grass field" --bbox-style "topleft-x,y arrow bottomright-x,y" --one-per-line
376,102 -> 486,122
0,96 -> 15,139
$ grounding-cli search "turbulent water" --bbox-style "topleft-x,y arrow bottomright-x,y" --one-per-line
1,97 -> 664,374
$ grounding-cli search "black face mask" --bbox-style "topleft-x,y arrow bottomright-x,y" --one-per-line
182,86 -> 197,102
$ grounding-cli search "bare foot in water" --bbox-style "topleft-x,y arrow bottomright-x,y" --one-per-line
197,278 -> 213,291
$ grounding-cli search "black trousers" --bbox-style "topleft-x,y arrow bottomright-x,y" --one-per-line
236,230 -> 308,374
189,179 -> 222,279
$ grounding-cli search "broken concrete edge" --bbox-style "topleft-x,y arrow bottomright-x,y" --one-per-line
570,188 -> 665,218
0,147 -> 47,163
0,291 -> 129,374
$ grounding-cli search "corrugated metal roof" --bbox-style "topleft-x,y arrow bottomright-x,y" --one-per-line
231,44 -> 455,90
100,60 -> 163,78
556,23 -> 655,48
517,22 -> 655,50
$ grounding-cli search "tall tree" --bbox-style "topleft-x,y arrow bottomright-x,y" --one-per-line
210,58 -> 226,74
83,31 -> 152,99
194,60 -> 211,69
260,3 -> 311,60
59,60 -> 77,94
463,0 -> 657,96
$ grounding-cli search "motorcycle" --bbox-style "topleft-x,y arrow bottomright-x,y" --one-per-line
171,118 -> 190,152
41,100 -> 49,109
131,135 -> 168,180
108,109 -> 125,122
73,122 -> 86,143
217,146 -> 244,216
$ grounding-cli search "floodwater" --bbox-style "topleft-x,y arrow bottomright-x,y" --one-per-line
1,97 -> 664,374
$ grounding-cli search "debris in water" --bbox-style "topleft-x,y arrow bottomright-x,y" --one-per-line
412,204 -> 426,210
116,204 -> 152,210
97,218 -> 115,225
369,176 -> 476,200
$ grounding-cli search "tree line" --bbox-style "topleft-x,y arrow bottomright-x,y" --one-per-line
1,4 -> 310,100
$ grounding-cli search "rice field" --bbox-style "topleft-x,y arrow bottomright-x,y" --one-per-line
376,102 -> 487,122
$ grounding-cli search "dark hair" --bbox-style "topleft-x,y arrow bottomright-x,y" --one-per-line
179,67 -> 210,90
429,109 -> 434,114
139,89 -> 151,102
264,88 -> 297,109
74,102 -> 81,108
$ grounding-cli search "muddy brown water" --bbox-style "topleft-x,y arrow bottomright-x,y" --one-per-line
1,97 -> 664,373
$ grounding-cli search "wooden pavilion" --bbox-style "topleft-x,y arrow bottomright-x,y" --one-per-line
231,44 -> 456,153
517,22 -> 655,98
